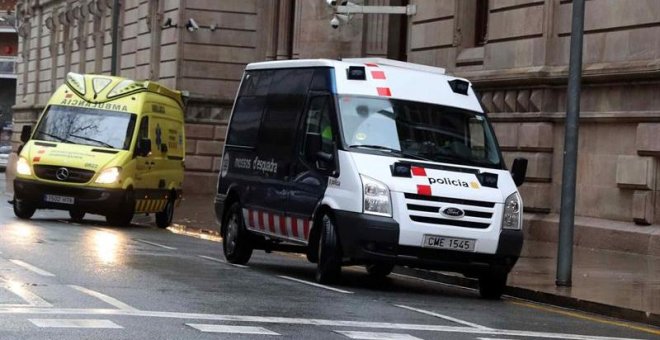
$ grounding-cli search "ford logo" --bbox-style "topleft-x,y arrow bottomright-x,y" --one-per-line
441,207 -> 465,218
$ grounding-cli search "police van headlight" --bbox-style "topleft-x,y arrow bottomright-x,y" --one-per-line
361,174 -> 392,217
95,167 -> 121,184
502,192 -> 522,230
16,157 -> 32,176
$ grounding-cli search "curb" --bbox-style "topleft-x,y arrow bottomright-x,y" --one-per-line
167,225 -> 660,328
393,266 -> 660,328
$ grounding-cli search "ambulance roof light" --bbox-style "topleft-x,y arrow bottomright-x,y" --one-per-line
66,72 -> 86,95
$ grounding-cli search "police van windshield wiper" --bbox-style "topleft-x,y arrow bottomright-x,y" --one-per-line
36,131 -> 72,144
69,134 -> 115,149
348,144 -> 432,161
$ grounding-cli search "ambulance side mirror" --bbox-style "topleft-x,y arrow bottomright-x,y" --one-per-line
511,158 -> 528,187
137,138 -> 151,157
20,125 -> 32,143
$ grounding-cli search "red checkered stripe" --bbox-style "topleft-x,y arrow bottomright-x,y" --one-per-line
242,208 -> 311,242
411,166 -> 432,196
365,63 -> 392,97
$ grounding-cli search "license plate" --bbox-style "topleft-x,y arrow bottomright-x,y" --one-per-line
44,194 -> 74,205
422,235 -> 476,252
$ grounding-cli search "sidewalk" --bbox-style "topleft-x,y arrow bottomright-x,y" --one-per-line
173,193 -> 660,326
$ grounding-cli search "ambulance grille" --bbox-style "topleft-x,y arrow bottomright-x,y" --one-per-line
404,193 -> 495,229
34,165 -> 95,183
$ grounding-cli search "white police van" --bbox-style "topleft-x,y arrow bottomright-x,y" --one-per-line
215,58 -> 527,299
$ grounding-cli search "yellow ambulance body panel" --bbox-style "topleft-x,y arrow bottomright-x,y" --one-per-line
13,73 -> 186,228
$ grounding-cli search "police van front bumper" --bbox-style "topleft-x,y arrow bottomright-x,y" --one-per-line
14,179 -> 127,215
334,210 -> 523,274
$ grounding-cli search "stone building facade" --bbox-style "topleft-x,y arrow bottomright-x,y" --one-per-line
9,1 -> 660,235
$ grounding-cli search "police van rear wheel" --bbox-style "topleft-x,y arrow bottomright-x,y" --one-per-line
366,263 -> 394,278
13,197 -> 35,220
315,214 -> 342,284
69,210 -> 85,223
156,198 -> 174,229
223,203 -> 253,265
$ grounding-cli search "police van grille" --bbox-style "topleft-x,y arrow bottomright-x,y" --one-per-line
404,193 -> 495,229
34,165 -> 96,183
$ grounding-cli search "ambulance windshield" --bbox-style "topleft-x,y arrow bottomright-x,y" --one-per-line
33,105 -> 136,150
338,95 -> 503,169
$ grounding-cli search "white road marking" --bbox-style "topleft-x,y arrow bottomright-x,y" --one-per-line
186,324 -> 280,335
335,330 -> 422,339
68,285 -> 137,311
477,338 -> 515,340
394,304 -> 491,330
134,239 -> 177,250
9,259 -> 55,277
0,308 -> 643,340
198,255 -> 249,268
278,275 -> 353,294
0,279 -> 52,307
29,319 -> 123,329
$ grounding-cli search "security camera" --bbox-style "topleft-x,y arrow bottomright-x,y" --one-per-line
330,16 -> 340,29
186,18 -> 199,32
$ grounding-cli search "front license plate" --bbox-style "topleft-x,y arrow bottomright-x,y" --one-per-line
422,235 -> 476,252
44,194 -> 74,205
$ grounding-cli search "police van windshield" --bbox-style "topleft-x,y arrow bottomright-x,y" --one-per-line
338,95 -> 503,169
33,105 -> 136,150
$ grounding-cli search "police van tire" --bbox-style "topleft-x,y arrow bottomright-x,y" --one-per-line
155,198 -> 174,229
13,197 -> 36,220
223,203 -> 253,265
366,263 -> 394,278
69,210 -> 85,222
315,214 -> 342,284
478,270 -> 508,300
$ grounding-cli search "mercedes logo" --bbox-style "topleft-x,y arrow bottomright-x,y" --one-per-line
55,167 -> 70,181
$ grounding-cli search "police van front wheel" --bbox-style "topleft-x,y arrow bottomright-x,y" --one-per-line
366,263 -> 394,278
223,203 -> 253,265
478,270 -> 508,300
315,214 -> 342,284
13,197 -> 36,220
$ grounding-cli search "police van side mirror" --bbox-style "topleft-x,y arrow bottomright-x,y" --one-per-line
511,158 -> 528,187
305,133 -> 322,159
137,138 -> 152,157
20,125 -> 32,143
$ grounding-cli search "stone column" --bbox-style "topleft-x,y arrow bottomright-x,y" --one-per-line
362,0 -> 389,58
275,0 -> 292,60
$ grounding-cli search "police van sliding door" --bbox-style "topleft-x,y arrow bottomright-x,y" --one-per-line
287,93 -> 336,243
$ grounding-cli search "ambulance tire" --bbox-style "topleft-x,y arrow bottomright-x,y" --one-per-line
315,214 -> 342,284
155,197 -> 174,229
106,190 -> 135,227
13,197 -> 35,220
478,270 -> 508,300
366,263 -> 394,278
223,202 -> 253,265
69,210 -> 85,223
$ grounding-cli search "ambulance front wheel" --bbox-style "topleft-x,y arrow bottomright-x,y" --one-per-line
222,202 -> 253,265
315,213 -> 342,284
69,210 -> 85,223
478,269 -> 508,300
106,190 -> 134,227
13,196 -> 35,220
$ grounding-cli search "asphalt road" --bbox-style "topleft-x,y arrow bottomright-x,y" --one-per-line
0,188 -> 658,338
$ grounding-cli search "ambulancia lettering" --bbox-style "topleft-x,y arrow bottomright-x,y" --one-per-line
59,99 -> 129,112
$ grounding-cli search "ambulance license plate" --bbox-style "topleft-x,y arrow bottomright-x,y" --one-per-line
44,194 -> 74,205
422,235 -> 475,252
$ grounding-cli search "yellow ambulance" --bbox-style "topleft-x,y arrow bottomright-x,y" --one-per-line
13,72 -> 185,227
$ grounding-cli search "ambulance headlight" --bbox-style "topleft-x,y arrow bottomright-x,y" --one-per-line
95,167 -> 121,184
502,192 -> 522,230
361,174 -> 392,217
16,157 -> 32,176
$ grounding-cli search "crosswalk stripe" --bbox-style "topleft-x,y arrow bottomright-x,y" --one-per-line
29,319 -> 123,329
9,260 -> 55,277
186,324 -> 279,335
335,331 -> 422,339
